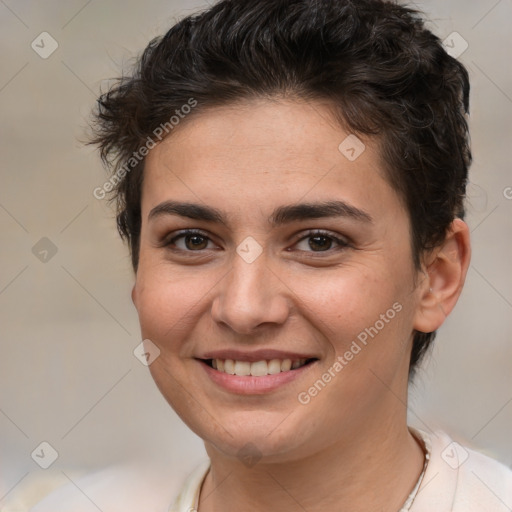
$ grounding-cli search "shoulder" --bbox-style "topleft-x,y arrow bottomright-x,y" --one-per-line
28,462 -> 189,512
453,437 -> 512,510
169,461 -> 210,512
411,428 -> 512,512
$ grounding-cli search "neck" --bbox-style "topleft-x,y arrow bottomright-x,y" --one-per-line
198,413 -> 425,512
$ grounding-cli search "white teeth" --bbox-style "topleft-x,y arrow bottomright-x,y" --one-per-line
234,361 -> 251,376
268,359 -> 282,375
281,359 -> 292,371
224,359 -> 235,375
211,358 -> 309,376
250,360 -> 269,377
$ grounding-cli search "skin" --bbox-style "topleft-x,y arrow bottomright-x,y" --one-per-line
132,98 -> 471,511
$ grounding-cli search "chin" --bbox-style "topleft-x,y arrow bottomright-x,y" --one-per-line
198,412 -> 309,462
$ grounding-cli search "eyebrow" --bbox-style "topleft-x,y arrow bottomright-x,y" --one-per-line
148,200 -> 373,226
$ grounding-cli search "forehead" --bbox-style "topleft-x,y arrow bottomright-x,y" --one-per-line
148,98 -> 364,170
141,99 -> 404,223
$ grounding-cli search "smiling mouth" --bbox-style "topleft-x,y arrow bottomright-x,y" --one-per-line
201,358 -> 318,376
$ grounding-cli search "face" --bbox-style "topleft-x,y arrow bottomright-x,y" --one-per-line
132,98 -> 426,462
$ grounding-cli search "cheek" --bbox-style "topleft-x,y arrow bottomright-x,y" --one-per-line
133,268 -> 191,342
294,266 -> 397,333
292,265 -> 414,375
133,263 -> 225,361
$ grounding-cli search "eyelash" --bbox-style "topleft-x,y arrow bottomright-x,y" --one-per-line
162,229 -> 350,255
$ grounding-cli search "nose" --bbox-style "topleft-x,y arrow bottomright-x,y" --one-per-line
210,251 -> 290,335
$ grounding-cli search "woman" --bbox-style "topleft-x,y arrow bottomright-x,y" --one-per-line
35,0 -> 512,510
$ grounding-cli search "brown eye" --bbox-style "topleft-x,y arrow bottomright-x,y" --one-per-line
294,230 -> 349,253
308,235 -> 333,251
164,229 -> 215,251
184,234 -> 209,250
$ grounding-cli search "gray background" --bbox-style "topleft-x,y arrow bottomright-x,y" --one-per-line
1,0 -> 511,508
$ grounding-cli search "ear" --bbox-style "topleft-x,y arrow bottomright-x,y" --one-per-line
413,219 -> 471,333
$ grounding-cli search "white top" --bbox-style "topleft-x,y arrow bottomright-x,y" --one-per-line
169,428 -> 512,512
23,428 -> 512,511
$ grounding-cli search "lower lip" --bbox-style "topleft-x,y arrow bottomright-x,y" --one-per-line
199,360 -> 316,394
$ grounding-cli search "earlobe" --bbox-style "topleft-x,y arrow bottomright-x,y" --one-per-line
131,284 -> 137,307
413,219 -> 471,334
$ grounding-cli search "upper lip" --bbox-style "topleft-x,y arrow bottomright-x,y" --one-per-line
198,349 -> 319,362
